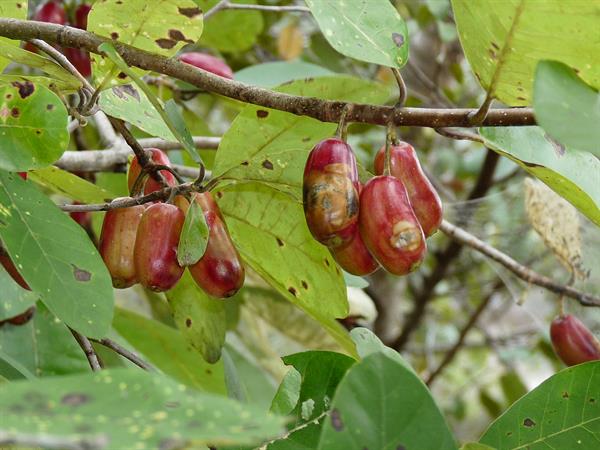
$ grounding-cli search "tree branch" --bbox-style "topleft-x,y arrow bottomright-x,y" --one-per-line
69,328 -> 102,371
0,19 -> 536,128
439,220 -> 600,307
89,338 -> 154,371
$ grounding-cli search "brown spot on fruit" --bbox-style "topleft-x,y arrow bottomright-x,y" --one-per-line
256,110 -> 269,118
178,6 -> 202,18
390,221 -> 422,251
156,38 -> 177,49
262,160 -> 274,170
11,81 -> 34,98
288,286 -> 297,297
71,264 -> 91,282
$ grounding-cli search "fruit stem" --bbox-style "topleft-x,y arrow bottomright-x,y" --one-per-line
335,105 -> 351,141
383,122 -> 396,176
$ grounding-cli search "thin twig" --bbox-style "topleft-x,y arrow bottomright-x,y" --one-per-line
0,20 -> 536,128
391,68 -> 407,108
467,94 -> 494,126
434,127 -> 483,143
426,280 -> 503,386
205,0 -> 309,18
439,220 -> 600,307
90,338 -> 154,371
69,328 -> 102,371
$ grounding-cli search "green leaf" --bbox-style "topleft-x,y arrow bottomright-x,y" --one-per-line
533,60 -> 600,157
0,368 -> 285,448
0,266 -> 37,321
460,444 -> 495,450
271,368 -> 302,416
350,327 -> 412,371
0,74 -> 79,95
305,0 -> 409,68
198,0 -> 263,52
499,371 -> 528,406
0,1 -> 27,72
29,166 -> 117,204
99,43 -> 202,163
0,172 -> 114,337
479,126 -> 600,227
213,76 -> 390,199
89,0 -> 203,76
0,81 -> 68,171
451,0 -> 600,105
166,270 -> 226,364
480,361 -> 600,449
98,84 -> 177,141
177,200 -> 209,266
0,42 -> 81,89
216,183 -> 356,356
0,302 -> 89,377
112,307 -> 226,394
284,351 -> 354,423
234,62 -> 334,88
317,352 -> 456,450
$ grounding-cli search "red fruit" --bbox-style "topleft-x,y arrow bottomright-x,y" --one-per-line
188,192 -> 245,298
127,149 -> 177,195
18,172 -> 27,180
178,52 -> 234,79
550,315 -> 600,366
134,203 -> 184,292
374,142 -> 442,237
33,1 -> 67,24
330,232 -> 379,276
303,138 -> 360,249
69,202 -> 92,228
74,4 -> 92,29
64,47 -> 92,77
99,203 -> 145,288
0,254 -> 30,290
359,176 -> 426,275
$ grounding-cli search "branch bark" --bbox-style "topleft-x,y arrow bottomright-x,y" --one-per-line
90,338 -> 154,371
0,19 -> 536,128
69,328 -> 102,371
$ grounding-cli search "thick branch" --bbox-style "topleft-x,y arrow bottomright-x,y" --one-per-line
439,220 -> 600,307
0,19 -> 536,127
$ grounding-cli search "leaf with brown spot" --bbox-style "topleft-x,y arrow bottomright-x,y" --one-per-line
71,265 -> 92,282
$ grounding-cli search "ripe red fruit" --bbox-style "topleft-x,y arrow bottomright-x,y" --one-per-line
74,3 -> 92,29
134,203 -> 185,292
69,202 -> 92,228
127,149 -> 177,195
359,176 -> 426,275
64,47 -> 92,77
178,52 -> 234,79
550,315 -> 600,366
374,142 -> 442,237
330,231 -> 379,276
99,203 -> 145,288
0,253 -> 30,290
33,1 -> 67,24
188,192 -> 245,298
303,138 -> 360,249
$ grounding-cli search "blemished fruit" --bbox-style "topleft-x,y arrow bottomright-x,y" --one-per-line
0,253 -> 30,290
550,315 -> 600,366
303,138 -> 360,249
329,183 -> 379,276
127,148 -> 177,195
134,203 -> 184,292
178,52 -> 234,79
189,192 -> 245,298
359,175 -> 426,275
375,142 -> 442,237
99,203 -> 145,288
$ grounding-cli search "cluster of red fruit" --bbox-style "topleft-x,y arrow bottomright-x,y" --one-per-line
99,149 -> 244,298
26,1 -> 92,77
303,137 -> 442,277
